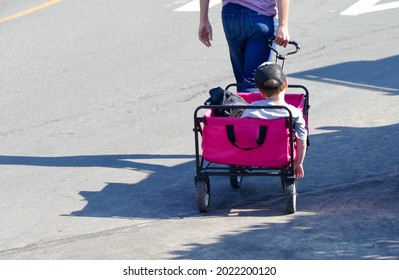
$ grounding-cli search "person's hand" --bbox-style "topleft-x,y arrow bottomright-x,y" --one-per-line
198,20 -> 213,47
294,163 -> 304,179
274,25 -> 290,47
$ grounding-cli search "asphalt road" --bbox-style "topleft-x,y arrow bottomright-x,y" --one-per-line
0,0 -> 398,260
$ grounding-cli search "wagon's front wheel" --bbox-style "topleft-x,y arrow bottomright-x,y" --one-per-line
280,176 -> 286,191
285,179 -> 297,214
229,165 -> 243,189
195,176 -> 210,213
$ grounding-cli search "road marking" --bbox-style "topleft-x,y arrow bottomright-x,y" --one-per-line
174,0 -> 221,12
341,0 -> 399,15
0,0 -> 62,23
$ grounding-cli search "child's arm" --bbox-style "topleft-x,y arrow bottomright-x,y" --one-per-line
294,139 -> 306,179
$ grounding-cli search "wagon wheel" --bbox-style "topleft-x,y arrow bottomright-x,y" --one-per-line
195,176 -> 210,213
229,165 -> 243,189
280,176 -> 286,191
285,179 -> 297,214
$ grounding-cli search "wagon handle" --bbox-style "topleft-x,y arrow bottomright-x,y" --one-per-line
268,37 -> 300,68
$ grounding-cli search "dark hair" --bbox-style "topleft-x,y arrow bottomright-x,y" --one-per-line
260,81 -> 287,98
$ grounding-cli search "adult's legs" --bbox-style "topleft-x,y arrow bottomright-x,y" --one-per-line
222,3 -> 275,92
242,10 -> 275,89
221,3 -> 246,90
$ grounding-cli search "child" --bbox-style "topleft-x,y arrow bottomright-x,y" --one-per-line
241,62 -> 307,179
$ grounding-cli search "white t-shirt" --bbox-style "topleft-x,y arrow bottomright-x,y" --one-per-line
241,99 -> 308,141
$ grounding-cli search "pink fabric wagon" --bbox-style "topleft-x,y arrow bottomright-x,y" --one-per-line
193,85 -> 310,215
201,91 -> 308,168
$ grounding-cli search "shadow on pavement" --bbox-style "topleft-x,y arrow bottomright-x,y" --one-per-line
0,123 -> 398,259
290,55 -> 399,95
171,173 -> 399,259
167,124 -> 399,259
0,124 -> 398,218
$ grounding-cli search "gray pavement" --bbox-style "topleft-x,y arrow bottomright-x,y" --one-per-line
0,0 -> 398,260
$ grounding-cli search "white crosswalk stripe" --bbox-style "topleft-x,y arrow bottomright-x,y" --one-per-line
341,0 -> 399,15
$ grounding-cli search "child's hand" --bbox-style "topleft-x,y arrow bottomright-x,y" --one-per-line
294,164 -> 304,179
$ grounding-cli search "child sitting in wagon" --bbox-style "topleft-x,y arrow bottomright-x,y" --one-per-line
241,62 -> 308,179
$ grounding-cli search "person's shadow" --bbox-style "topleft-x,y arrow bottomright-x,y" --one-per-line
290,54 -> 399,95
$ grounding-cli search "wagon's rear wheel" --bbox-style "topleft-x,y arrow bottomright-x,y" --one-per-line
285,179 -> 297,214
229,165 -> 243,189
195,176 -> 210,213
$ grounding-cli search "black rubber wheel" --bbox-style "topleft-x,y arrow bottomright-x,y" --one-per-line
229,165 -> 243,189
280,176 -> 286,191
229,175 -> 243,189
285,179 -> 297,214
196,177 -> 210,213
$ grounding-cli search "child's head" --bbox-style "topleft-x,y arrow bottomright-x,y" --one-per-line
255,62 -> 288,98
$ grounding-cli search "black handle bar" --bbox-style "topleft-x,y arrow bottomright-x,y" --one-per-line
268,37 -> 300,68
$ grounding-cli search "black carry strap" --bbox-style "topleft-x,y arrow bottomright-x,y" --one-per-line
226,125 -> 267,151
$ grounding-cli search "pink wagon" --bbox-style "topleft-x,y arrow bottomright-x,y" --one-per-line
193,41 -> 309,214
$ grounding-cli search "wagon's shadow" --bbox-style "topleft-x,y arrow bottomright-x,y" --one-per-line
0,154 -> 199,219
68,154 -> 198,219
70,123 -> 399,219
290,55 -> 399,95
0,124 -> 398,221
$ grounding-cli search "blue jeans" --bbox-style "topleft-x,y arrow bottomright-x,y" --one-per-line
222,3 -> 275,91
